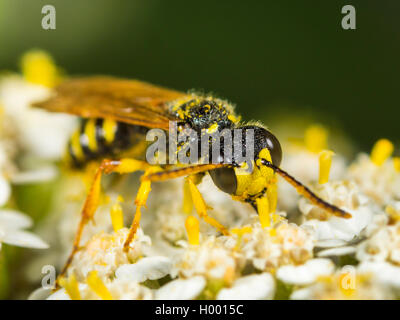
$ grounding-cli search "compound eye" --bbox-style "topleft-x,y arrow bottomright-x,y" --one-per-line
265,131 -> 282,166
209,167 -> 237,195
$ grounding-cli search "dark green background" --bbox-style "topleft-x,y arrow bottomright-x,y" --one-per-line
1,0 -> 399,151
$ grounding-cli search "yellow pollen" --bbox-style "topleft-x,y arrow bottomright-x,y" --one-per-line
185,215 -> 200,245
256,197 -> 270,228
206,123 -> 219,134
269,228 -> 277,237
20,50 -> 61,87
370,139 -> 394,166
86,270 -> 113,300
304,124 -> 328,153
319,150 -> 334,184
231,226 -> 252,236
393,157 -> 400,172
110,198 -> 124,232
385,205 -> 400,222
228,114 -> 241,123
231,226 -> 252,250
59,273 -> 81,300
272,213 -> 281,223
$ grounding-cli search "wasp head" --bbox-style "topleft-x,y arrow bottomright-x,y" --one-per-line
209,125 -> 282,205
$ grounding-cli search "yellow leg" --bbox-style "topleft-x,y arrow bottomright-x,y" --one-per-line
182,173 -> 204,215
123,167 -> 161,252
142,163 -> 226,182
266,179 -> 278,214
138,167 -> 229,237
186,176 -> 229,236
256,197 -> 271,228
56,158 -> 150,287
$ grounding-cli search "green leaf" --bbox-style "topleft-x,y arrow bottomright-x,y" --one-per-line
274,279 -> 294,300
0,249 -> 10,299
13,179 -> 58,222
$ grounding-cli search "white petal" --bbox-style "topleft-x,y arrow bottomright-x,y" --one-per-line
302,206 -> 374,244
0,176 -> 11,206
314,239 -> 348,248
16,110 -> 77,160
28,287 -> 52,300
317,246 -> 356,257
3,230 -> 49,249
155,276 -> 206,300
0,209 -> 33,229
390,248 -> 400,265
11,166 -> 58,184
0,78 -> 77,160
358,262 -> 400,288
115,256 -> 172,283
46,284 -> 87,300
290,288 -> 313,300
277,258 -> 334,285
217,273 -> 275,300
47,289 -> 71,300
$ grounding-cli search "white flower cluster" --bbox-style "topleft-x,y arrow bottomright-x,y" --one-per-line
30,106 -> 400,301
0,53 -> 76,252
2,51 -> 400,300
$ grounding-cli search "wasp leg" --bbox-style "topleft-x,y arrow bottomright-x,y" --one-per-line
129,166 -> 230,242
123,167 -> 161,252
266,179 -> 278,214
182,173 -> 204,214
186,175 -> 230,236
142,163 -> 227,182
56,158 -> 151,288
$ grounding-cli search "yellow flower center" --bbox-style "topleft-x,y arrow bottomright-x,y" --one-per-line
319,150 -> 334,184
304,124 -> 328,153
370,139 -> 394,166
393,157 -> 400,172
59,273 -> 81,300
20,50 -> 61,87
110,196 -> 124,232
86,270 -> 113,300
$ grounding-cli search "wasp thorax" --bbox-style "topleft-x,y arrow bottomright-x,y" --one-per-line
174,99 -> 235,133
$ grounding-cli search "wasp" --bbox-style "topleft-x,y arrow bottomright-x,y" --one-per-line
34,76 -> 351,282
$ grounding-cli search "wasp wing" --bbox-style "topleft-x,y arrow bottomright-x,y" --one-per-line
33,76 -> 187,130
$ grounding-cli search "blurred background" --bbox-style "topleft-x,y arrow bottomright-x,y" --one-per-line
0,0 -> 399,151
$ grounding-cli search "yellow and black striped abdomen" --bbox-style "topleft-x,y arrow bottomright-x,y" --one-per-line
67,118 -> 148,167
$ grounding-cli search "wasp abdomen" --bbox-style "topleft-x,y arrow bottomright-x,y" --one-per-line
67,118 -> 147,167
